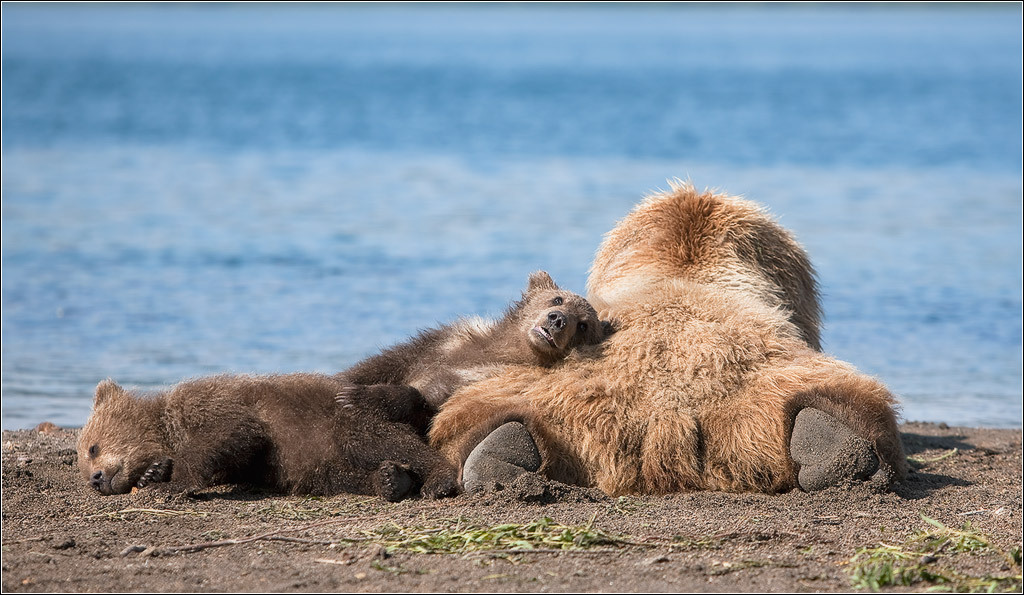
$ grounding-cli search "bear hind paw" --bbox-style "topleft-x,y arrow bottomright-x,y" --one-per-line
462,421 -> 542,493
790,408 -> 879,492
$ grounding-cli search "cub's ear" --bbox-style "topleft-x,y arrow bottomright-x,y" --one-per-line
527,270 -> 558,292
94,379 -> 123,407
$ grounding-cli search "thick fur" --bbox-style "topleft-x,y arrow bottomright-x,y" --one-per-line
429,182 -> 907,495
77,373 -> 459,500
339,271 -> 605,415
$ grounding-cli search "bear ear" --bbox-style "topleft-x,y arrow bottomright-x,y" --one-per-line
94,379 -> 123,407
527,271 -> 558,292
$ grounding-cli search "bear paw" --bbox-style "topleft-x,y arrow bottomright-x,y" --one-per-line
334,382 -> 364,410
790,408 -> 879,491
420,468 -> 462,500
373,461 -> 416,502
136,458 -> 173,488
462,421 -> 542,493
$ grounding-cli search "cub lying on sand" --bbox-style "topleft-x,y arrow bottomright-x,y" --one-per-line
338,271 -> 606,423
77,373 -> 458,501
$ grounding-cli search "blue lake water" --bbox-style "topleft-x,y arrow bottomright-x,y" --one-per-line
2,4 -> 1021,430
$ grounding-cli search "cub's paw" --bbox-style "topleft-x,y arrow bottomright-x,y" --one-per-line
136,458 -> 174,489
462,421 -> 542,493
373,461 -> 416,502
790,408 -> 879,491
334,382 -> 366,410
420,467 -> 461,500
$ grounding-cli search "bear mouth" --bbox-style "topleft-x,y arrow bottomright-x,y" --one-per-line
533,326 -> 558,349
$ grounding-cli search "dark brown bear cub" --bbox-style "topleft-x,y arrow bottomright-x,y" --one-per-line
338,271 -> 606,418
77,373 -> 459,501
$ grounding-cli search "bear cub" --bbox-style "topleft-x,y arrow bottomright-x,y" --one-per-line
338,271 -> 606,422
77,373 -> 459,501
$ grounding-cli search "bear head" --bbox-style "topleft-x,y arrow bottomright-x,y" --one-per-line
518,271 -> 605,363
78,379 -> 173,495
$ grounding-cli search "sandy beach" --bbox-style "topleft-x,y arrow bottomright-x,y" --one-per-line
1,421 -> 1020,593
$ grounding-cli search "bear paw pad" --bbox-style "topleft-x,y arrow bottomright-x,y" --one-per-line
790,408 -> 879,492
462,421 -> 542,493
374,461 -> 415,502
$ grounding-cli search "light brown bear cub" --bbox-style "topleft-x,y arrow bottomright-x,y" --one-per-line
337,271 -> 606,423
78,373 -> 458,501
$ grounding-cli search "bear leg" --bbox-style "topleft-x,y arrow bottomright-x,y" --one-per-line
336,382 -> 435,435
461,421 -> 542,492
790,408 -> 879,491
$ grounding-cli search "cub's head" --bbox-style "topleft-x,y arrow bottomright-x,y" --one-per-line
518,271 -> 606,363
77,380 -> 173,495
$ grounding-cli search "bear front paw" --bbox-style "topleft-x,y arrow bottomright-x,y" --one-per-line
420,468 -> 461,500
136,458 -> 174,488
334,382 -> 366,410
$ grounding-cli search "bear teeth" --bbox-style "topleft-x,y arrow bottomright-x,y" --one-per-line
534,326 -> 557,348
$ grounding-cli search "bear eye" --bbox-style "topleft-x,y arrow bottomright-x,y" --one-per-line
88,444 -> 99,458
552,297 -> 563,306
577,321 -> 588,333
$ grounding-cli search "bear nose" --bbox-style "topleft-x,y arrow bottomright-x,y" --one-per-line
547,311 -> 566,330
90,470 -> 105,489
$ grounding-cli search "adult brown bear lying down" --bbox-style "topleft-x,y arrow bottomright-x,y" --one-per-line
429,182 -> 908,495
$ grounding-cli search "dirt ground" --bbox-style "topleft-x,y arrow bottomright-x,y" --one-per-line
2,421 -> 1021,593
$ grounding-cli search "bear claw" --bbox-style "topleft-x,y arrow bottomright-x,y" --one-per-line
462,421 -> 542,493
334,383 -> 362,409
136,458 -> 173,488
790,408 -> 879,491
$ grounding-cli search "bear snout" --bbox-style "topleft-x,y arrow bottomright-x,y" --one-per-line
89,469 -> 110,493
546,311 -> 566,330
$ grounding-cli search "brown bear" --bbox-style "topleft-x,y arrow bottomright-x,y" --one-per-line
336,270 -> 605,416
77,373 -> 459,501
428,181 -> 907,495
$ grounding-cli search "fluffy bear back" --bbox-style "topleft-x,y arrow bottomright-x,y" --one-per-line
587,181 -> 822,350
